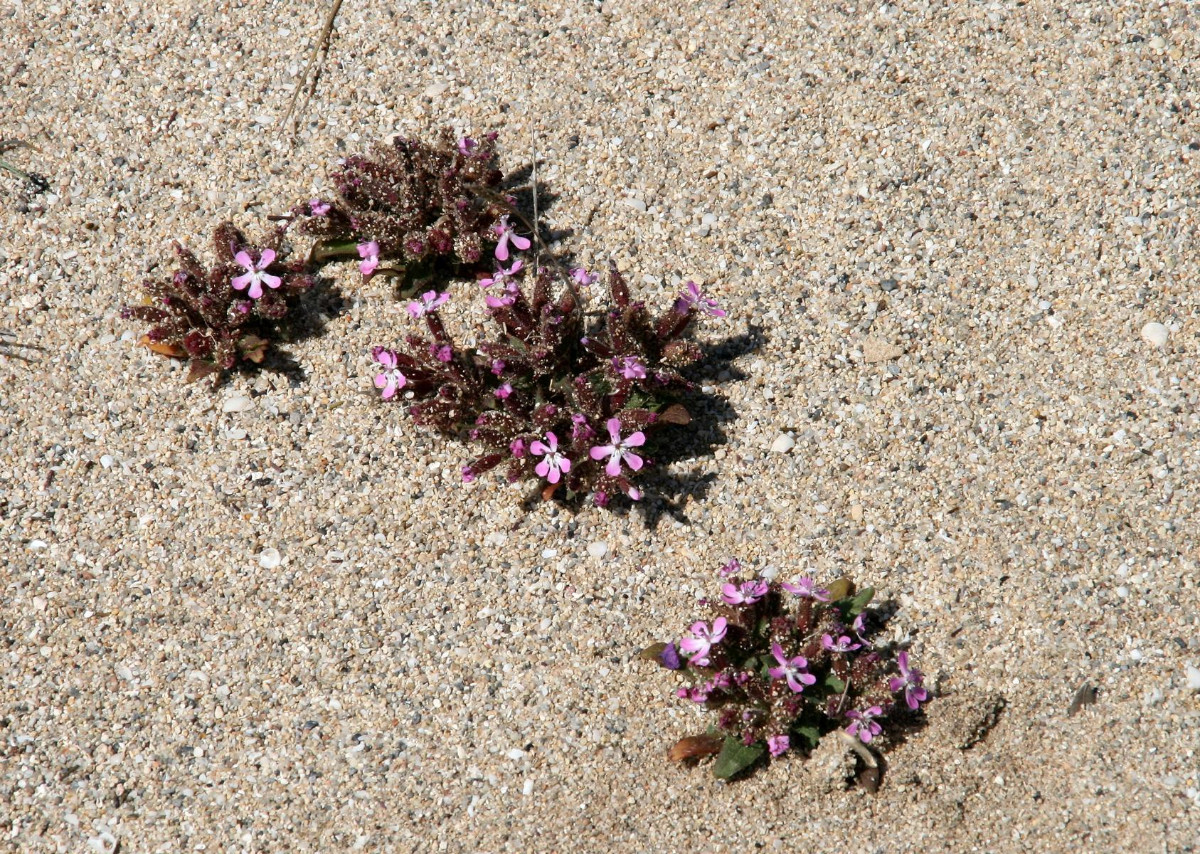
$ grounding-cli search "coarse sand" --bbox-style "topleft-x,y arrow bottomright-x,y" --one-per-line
3,0 -> 1200,851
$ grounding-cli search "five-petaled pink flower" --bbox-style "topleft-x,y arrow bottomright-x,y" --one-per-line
673,281 -> 726,317
588,418 -> 646,477
719,558 -> 742,577
531,431 -> 571,484
888,651 -> 928,710
308,199 -> 330,216
721,578 -> 768,606
822,633 -> 861,654
231,249 -> 281,300
495,383 -> 513,400
570,267 -> 598,287
480,259 -> 523,289
781,577 -> 831,602
407,290 -> 449,318
845,706 -> 884,743
492,215 -> 531,261
357,241 -> 380,276
767,734 -> 790,757
371,347 -> 406,399
768,643 -> 816,693
457,136 -> 477,156
679,617 -> 727,667
612,355 -> 646,380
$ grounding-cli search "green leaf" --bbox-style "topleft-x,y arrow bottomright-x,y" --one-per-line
825,577 -> 854,602
712,737 -> 765,780
792,724 -> 821,749
638,642 -> 669,662
847,586 -> 875,616
824,673 -> 846,693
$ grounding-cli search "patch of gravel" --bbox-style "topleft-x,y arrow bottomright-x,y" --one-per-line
3,0 -> 1199,851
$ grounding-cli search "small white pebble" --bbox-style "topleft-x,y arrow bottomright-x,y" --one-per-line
1141,322 -> 1169,347
258,548 -> 282,570
225,428 -> 247,440
1185,664 -> 1200,691
542,548 -> 558,558
87,833 -> 117,854
522,780 -> 534,796
99,455 -> 114,468
770,434 -> 795,454
115,663 -> 133,682
587,541 -> 609,558
485,532 -> 508,547
222,395 -> 254,413
28,540 -> 48,550
506,748 -> 526,760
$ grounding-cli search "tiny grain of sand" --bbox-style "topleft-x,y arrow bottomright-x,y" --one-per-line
2,1 -> 1200,851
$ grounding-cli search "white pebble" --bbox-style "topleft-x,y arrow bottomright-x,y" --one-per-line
506,748 -> 526,760
99,455 -> 114,468
625,198 -> 647,213
484,532 -> 508,547
87,833 -> 118,854
771,434 -> 795,454
225,428 -> 247,440
522,779 -> 534,796
1186,664 -> 1200,691
541,548 -> 558,558
222,395 -> 254,413
1141,322 -> 1169,347
587,541 -> 609,558
258,548 -> 282,569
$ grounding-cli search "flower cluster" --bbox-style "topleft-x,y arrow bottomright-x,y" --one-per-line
121,222 -> 314,383
369,210 -> 725,505
648,560 -> 928,779
291,128 -> 508,285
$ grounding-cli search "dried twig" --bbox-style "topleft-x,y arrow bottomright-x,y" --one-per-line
280,0 -> 345,139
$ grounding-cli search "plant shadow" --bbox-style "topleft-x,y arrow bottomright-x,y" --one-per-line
229,276 -> 346,387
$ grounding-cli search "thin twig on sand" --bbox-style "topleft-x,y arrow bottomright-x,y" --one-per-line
280,0 -> 345,140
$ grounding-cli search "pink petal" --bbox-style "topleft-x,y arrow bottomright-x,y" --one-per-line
535,460 -> 550,478
495,234 -> 510,261
622,452 -> 644,471
510,234 -> 531,251
625,431 -> 646,447
605,418 -> 622,442
374,374 -> 389,390
261,273 -> 282,290
258,248 -> 276,268
230,273 -> 252,292
546,465 -> 561,484
589,444 -> 613,461
560,457 -> 571,473
248,280 -> 264,299
234,250 -> 254,269
605,456 -> 622,478
530,441 -> 549,456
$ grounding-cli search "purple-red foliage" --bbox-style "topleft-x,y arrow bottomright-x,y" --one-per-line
121,222 -> 314,383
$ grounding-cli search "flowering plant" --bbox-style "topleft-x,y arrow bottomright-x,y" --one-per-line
369,230 -> 725,504
291,129 -> 508,288
646,561 -> 928,781
121,222 -> 315,383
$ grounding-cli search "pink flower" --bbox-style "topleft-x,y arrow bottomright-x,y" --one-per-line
490,359 -> 506,375
484,282 -> 519,309
781,577 -> 831,602
767,734 -> 790,757
612,355 -> 646,380
430,343 -> 452,363
673,281 -> 726,317
822,633 -> 861,654
570,267 -> 598,287
492,215 -> 531,261
308,199 -> 330,216
570,414 -> 595,442
679,617 -> 727,667
888,651 -> 928,710
845,706 -> 884,743
588,418 -> 646,477
721,578 -> 768,606
495,383 -> 513,399
357,241 -> 381,276
461,466 -> 476,483
407,290 -> 450,318
768,643 -> 816,693
719,558 -> 742,578
371,347 -> 406,399
457,136 -> 477,156
479,259 -> 523,289
530,431 -> 570,484
230,249 -> 281,300
510,438 -> 526,458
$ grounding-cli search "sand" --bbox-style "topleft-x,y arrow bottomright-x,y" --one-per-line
2,0 -> 1199,850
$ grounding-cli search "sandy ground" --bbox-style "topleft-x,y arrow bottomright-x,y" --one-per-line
3,0 -> 1200,850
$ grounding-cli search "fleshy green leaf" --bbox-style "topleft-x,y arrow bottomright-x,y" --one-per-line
825,577 -> 854,602
847,587 -> 875,616
713,737 -> 765,780
792,725 -> 821,749
638,642 -> 669,662
825,673 -> 846,693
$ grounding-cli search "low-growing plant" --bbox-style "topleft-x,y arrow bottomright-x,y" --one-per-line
644,560 -> 928,781
121,222 -> 315,383
291,129 -> 509,289
369,237 -> 726,505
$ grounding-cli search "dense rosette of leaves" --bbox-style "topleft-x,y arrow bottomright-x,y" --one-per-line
649,563 -> 928,780
373,263 -> 711,505
293,129 -> 507,274
121,222 -> 314,383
